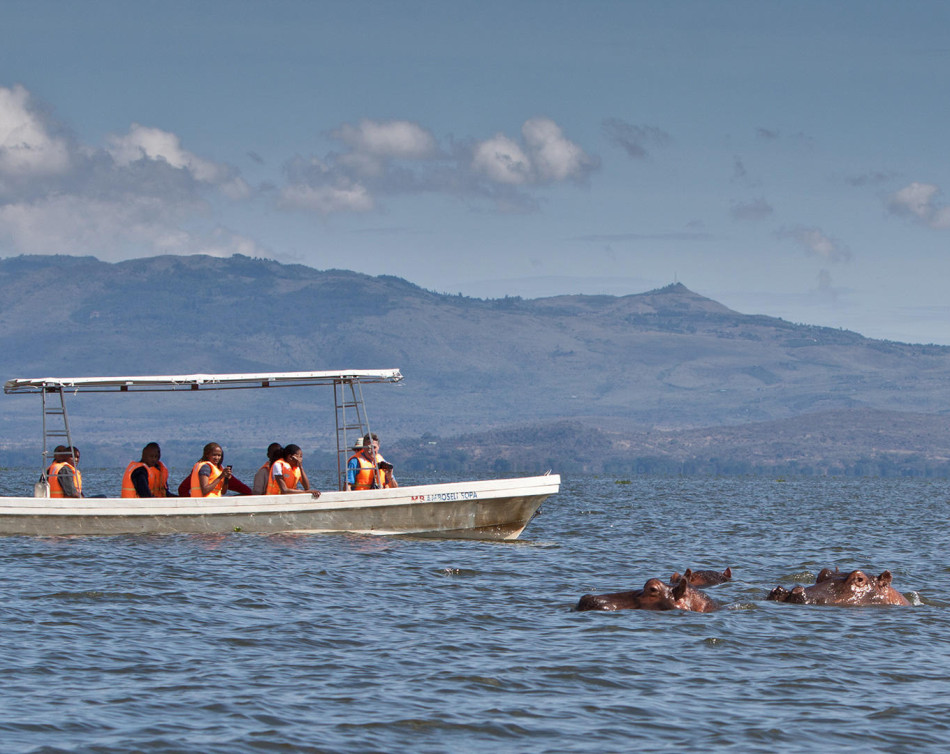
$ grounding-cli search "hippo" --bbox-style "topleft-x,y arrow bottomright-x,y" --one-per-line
767,568 -> 911,606
576,577 -> 719,613
670,567 -> 732,587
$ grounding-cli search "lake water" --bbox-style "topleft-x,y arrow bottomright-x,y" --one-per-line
2,470 -> 949,753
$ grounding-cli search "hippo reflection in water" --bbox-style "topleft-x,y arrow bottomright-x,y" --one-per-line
767,568 -> 911,606
576,577 -> 719,613
670,567 -> 732,587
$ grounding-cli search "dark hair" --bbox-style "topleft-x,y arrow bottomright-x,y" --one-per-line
362,433 -> 379,446
282,444 -> 301,459
267,442 -> 283,461
201,442 -> 222,460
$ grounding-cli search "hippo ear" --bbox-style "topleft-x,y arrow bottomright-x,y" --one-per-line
723,567 -> 732,579
672,577 -> 688,599
683,568 -> 693,580
877,571 -> 893,587
670,572 -> 682,583
845,570 -> 867,585
767,586 -> 789,602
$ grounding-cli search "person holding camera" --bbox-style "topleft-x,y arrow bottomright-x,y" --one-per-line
189,442 -> 232,497
346,433 -> 398,490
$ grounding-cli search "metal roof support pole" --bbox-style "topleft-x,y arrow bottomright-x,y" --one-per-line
40,387 -> 74,481
334,378 -> 371,491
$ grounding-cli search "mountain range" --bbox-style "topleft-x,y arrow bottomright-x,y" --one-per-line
1,253 -> 949,476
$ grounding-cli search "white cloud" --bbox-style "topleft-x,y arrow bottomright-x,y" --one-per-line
106,123 -> 226,184
0,84 -> 70,180
0,192 -> 266,260
334,119 -> 437,159
522,117 -> 591,182
278,115 -> 596,216
471,134 -> 531,185
776,226 -> 850,262
279,182 -> 374,214
0,85 -> 258,260
888,182 -> 950,229
471,118 -> 594,186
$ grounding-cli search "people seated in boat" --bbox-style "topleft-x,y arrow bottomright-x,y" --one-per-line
253,442 -> 283,494
345,433 -> 398,490
177,470 -> 252,496
177,445 -> 253,497
265,443 -> 320,497
376,435 -> 398,488
121,442 -> 171,498
188,442 -> 232,497
48,445 -> 82,498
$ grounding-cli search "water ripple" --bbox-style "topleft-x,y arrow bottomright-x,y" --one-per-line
2,474 -> 950,752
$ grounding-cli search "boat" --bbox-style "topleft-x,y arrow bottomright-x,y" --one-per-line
0,370 -> 559,538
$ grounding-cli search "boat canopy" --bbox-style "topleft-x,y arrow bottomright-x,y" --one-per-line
4,369 -> 403,394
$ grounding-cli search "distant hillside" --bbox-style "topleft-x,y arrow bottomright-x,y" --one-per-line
391,409 -> 950,478
1,254 -> 949,475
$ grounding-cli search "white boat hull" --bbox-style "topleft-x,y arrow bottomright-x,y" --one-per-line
0,475 -> 560,539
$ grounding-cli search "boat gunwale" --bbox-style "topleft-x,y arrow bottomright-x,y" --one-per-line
0,475 -> 561,517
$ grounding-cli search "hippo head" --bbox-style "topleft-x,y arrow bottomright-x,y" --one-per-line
575,578 -> 682,611
671,567 -> 732,587
806,569 -> 887,605
638,578 -> 680,610
768,568 -> 910,606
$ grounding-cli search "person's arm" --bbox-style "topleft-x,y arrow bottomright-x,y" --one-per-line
131,466 -> 153,498
198,464 -> 231,495
59,467 -> 81,498
299,467 -> 311,491
345,457 -> 358,491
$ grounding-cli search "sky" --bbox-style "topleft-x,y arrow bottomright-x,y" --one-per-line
2,1 -> 950,344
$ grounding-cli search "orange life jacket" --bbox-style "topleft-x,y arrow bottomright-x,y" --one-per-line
349,452 -> 379,490
121,461 -> 169,498
48,461 -> 82,498
266,459 -> 302,494
190,460 -> 225,497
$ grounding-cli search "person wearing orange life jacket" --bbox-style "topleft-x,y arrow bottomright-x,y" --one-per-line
189,442 -> 231,497
371,434 -> 398,488
265,444 -> 320,497
48,445 -> 82,498
121,442 -> 170,498
346,435 -> 377,490
346,433 -> 398,490
253,442 -> 283,494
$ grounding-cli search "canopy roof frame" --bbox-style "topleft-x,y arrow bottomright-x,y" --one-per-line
4,369 -> 403,394
4,369 -> 403,492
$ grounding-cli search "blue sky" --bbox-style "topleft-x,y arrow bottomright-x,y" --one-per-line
2,1 -> 950,343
